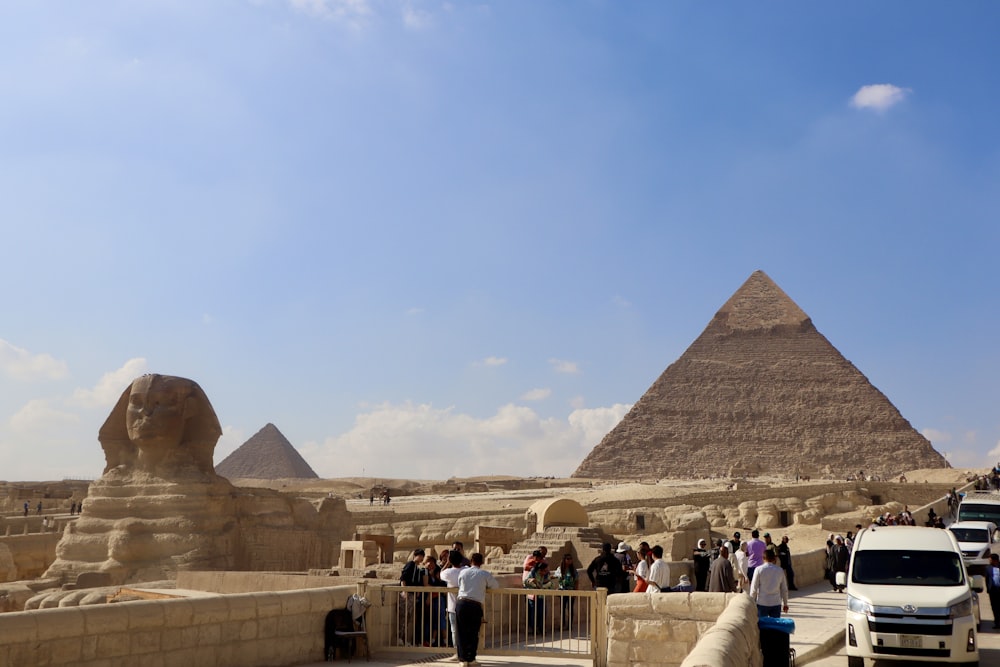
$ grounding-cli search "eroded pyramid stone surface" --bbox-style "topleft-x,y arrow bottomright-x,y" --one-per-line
573,271 -> 949,480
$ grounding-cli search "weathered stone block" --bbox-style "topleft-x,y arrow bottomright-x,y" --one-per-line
240,619 -> 258,641
82,602 -> 128,635
190,596 -> 230,625
258,615 -> 278,638
127,599 -> 166,629
227,595 -> 257,621
197,623 -> 222,646
0,611 -> 38,645
95,632 -> 130,658
162,598 -> 194,627
255,591 -> 283,618
130,629 -> 161,654
49,637 -> 82,664
34,608 -> 85,640
279,590 -> 311,615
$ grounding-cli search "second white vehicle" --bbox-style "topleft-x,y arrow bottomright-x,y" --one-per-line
948,521 -> 998,572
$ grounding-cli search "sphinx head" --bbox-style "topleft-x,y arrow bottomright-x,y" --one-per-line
99,374 -> 222,477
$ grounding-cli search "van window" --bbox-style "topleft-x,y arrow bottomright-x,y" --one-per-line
852,550 -> 964,586
958,503 -> 1000,525
949,527 -> 989,543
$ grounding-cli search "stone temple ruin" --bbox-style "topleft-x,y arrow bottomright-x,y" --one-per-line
574,270 -> 949,480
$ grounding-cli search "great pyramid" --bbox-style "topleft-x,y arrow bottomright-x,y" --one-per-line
573,270 -> 949,480
215,423 -> 320,479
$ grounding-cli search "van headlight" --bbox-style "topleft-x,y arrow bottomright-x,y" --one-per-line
949,598 -> 973,619
847,595 -> 872,615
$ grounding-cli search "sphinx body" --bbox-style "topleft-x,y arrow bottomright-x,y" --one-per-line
44,374 -> 242,585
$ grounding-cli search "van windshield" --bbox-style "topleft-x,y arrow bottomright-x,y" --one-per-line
950,527 -> 989,543
852,550 -> 964,586
958,503 -> 1000,525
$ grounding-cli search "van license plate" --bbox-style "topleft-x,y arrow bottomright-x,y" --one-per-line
900,635 -> 921,649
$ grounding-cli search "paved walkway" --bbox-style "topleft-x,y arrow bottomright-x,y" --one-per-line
296,581 -> 847,667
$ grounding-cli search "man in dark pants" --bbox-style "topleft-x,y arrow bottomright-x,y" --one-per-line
776,535 -> 797,590
455,552 -> 498,667
987,554 -> 1000,629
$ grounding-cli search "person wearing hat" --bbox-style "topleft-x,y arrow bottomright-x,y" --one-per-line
692,538 -> 711,592
614,542 -> 633,592
672,573 -> 694,592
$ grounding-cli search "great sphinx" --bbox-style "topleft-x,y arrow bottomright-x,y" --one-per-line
44,374 -> 242,585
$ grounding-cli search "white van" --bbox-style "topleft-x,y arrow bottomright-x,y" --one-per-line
948,521 -> 998,572
958,491 -> 1000,527
846,526 -> 978,667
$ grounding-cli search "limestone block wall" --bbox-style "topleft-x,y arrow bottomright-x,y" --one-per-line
0,585 -> 356,667
0,532 -> 62,580
680,594 -> 762,667
177,570 -> 364,594
606,592 -> 757,667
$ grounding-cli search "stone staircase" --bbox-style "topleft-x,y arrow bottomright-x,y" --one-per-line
487,525 -> 608,574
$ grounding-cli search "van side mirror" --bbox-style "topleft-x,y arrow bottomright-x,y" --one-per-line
971,574 -> 985,593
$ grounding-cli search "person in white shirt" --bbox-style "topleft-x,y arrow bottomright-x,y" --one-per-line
749,549 -> 789,617
647,545 -> 670,592
633,543 -> 652,592
440,550 -> 467,659
455,553 -> 499,666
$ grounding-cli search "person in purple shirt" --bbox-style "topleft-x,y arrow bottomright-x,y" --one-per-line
746,529 -> 767,583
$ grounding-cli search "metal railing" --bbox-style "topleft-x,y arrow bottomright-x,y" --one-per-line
378,585 -> 606,663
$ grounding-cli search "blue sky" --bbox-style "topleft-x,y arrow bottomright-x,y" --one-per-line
1,1 -> 998,481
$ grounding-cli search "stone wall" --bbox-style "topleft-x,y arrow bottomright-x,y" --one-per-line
0,584 -> 357,666
606,592 -> 759,667
176,571 -> 364,594
0,532 -> 62,580
680,594 -> 762,667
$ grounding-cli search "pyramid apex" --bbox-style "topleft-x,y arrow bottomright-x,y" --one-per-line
713,270 -> 810,331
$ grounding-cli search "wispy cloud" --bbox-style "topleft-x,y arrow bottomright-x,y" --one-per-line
406,307 -> 425,316
0,340 -> 69,381
71,358 -> 148,408
300,401 -> 632,478
288,0 -> 371,27
921,427 -> 953,444
520,388 -> 551,401
549,358 -> 580,374
850,84 -> 910,112
613,295 -> 631,308
8,399 -> 79,433
402,1 -> 431,29
478,356 -> 508,367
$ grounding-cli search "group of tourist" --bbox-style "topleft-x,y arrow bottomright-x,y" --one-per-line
398,541 -> 496,667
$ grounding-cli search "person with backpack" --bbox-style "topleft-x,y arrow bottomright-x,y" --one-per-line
586,543 -> 624,592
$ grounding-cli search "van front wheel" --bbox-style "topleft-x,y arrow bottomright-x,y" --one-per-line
847,657 -> 864,667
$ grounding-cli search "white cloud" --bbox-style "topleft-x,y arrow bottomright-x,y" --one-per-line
8,399 -> 79,433
850,84 -> 910,112
549,358 -> 580,374
406,307 -> 425,316
288,0 -> 371,26
300,401 -> 631,478
0,339 -> 69,381
70,358 -> 148,408
921,427 -> 953,444
213,425 -> 247,463
520,388 -> 551,401
479,356 -> 508,367
613,295 -> 631,308
402,1 -> 431,29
